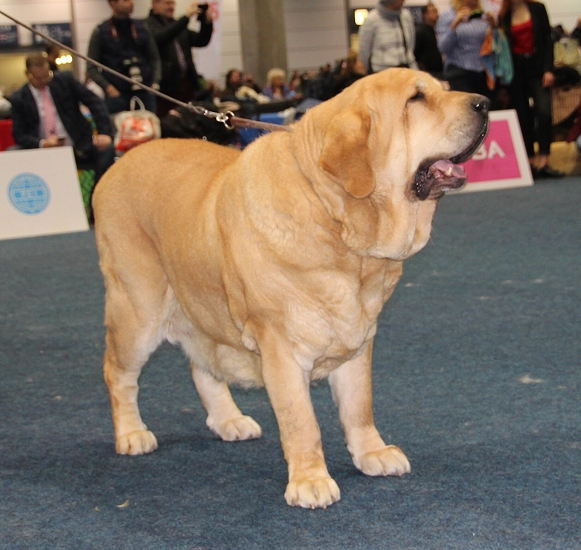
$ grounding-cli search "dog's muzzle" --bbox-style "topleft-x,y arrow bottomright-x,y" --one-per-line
413,96 -> 490,201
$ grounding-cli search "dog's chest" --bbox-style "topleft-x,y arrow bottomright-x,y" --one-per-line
290,259 -> 402,375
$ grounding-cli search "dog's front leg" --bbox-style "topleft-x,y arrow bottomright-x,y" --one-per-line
328,342 -> 411,477
258,328 -> 340,509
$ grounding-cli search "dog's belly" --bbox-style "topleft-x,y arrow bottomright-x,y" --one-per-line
162,292 -> 264,387
164,276 -> 381,386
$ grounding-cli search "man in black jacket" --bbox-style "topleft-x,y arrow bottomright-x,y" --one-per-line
414,3 -> 443,79
87,0 -> 161,115
146,0 -> 215,117
10,54 -> 115,183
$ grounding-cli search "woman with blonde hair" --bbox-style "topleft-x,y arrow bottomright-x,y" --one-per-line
436,0 -> 497,97
499,0 -> 563,178
262,68 -> 296,100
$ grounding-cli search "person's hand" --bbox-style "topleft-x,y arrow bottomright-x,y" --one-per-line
452,7 -> 471,29
542,71 -> 555,88
484,12 -> 497,28
106,84 -> 120,98
185,2 -> 199,19
93,134 -> 112,151
41,136 -> 64,148
186,2 -> 216,22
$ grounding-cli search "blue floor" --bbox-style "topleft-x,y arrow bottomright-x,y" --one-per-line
1,177 -> 580,549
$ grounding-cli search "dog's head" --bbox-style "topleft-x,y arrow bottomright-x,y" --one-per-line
292,68 -> 489,260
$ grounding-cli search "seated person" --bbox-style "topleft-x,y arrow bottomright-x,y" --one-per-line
45,43 -> 61,72
10,53 -> 115,183
219,69 -> 266,104
219,69 -> 244,102
262,68 -> 297,101
328,51 -> 366,98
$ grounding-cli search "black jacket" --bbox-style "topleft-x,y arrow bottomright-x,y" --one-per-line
145,11 -> 213,96
501,2 -> 554,77
9,71 -> 113,153
86,17 -> 161,94
414,23 -> 443,75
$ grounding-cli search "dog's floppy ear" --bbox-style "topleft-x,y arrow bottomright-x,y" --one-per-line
318,108 -> 375,199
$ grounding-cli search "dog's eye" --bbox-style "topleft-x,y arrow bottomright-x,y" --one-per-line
409,90 -> 426,102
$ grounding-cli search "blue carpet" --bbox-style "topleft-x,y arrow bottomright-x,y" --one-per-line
1,178 -> 580,549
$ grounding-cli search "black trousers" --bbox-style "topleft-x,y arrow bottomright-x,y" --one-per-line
509,54 -> 553,158
445,65 -> 492,99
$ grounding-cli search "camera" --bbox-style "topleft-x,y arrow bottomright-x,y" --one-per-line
198,3 -> 209,20
468,10 -> 483,20
123,57 -> 143,91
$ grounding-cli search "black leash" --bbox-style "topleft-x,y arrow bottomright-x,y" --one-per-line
0,8 -> 291,134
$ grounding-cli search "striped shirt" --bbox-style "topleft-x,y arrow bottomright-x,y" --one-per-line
436,8 -> 490,72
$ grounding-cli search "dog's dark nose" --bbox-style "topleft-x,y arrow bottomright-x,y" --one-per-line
472,96 -> 490,115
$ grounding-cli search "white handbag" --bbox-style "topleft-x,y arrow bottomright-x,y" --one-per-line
113,96 -> 161,155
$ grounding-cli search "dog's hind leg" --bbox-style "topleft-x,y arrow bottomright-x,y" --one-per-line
102,286 -> 167,455
191,367 -> 262,441
99,237 -> 169,456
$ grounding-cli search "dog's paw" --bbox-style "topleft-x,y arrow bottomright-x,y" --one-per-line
356,445 -> 411,477
208,415 -> 262,442
116,430 -> 158,455
285,477 -> 341,509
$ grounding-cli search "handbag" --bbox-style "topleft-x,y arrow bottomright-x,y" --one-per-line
113,96 -> 161,154
481,28 -> 514,90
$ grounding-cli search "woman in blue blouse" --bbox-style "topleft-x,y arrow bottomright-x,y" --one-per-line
436,0 -> 497,97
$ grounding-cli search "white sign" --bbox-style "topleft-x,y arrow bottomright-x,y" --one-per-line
0,147 -> 89,240
457,109 -> 533,193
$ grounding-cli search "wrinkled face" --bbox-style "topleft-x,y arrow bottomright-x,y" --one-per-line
295,68 -> 489,260
271,75 -> 285,88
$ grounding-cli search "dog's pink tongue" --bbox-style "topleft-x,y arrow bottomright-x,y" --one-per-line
431,160 -> 466,179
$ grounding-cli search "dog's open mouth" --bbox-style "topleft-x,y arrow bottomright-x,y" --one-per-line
413,120 -> 489,201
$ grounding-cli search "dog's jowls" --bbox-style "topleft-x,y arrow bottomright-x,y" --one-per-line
93,68 -> 489,508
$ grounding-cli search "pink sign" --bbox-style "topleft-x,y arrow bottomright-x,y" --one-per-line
457,110 -> 533,193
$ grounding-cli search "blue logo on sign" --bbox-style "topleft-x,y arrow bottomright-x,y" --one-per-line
8,173 -> 51,214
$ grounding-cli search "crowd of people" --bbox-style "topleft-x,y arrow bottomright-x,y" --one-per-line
2,0 -> 581,184
355,0 -> 581,178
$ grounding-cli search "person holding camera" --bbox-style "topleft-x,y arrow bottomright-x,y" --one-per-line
436,0 -> 496,97
146,0 -> 216,118
87,0 -> 161,114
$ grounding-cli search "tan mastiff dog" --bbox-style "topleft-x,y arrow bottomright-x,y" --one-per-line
94,68 -> 488,509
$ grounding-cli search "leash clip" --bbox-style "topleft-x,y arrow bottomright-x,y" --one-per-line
216,111 -> 235,130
